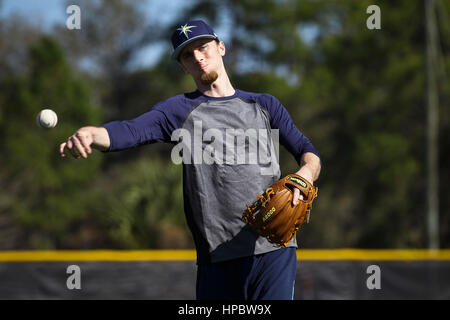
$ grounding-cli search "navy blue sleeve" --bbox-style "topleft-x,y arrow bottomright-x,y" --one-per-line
102,109 -> 173,152
259,94 -> 321,166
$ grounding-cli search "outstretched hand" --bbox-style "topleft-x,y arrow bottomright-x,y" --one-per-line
59,128 -> 94,159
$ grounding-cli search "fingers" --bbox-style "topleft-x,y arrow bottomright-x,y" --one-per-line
59,142 -> 67,158
66,138 -> 81,158
60,141 -> 77,158
60,132 -> 92,159
292,188 -> 305,206
77,132 -> 92,155
71,135 -> 88,158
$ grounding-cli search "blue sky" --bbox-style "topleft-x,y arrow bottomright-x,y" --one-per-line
0,0 -> 190,29
0,0 -> 196,68
0,0 -> 67,29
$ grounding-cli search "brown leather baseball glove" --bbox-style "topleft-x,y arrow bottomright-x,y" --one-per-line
242,174 -> 318,247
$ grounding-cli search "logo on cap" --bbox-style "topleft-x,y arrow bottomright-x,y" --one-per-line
171,20 -> 219,60
177,24 -> 197,39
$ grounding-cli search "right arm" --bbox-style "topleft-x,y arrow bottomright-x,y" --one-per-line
60,99 -> 178,159
60,126 -> 110,159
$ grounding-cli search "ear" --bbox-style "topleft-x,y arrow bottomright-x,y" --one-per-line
218,41 -> 226,57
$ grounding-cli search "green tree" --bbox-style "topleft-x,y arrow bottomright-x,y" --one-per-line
88,157 -> 192,249
0,37 -> 103,249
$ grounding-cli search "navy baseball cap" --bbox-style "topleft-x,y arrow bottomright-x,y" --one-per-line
171,20 -> 219,60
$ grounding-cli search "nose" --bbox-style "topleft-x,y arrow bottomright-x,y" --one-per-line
193,49 -> 204,63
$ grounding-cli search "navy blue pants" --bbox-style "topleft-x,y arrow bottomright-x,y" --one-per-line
196,247 -> 297,300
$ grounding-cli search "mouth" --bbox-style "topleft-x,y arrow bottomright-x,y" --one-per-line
198,63 -> 208,71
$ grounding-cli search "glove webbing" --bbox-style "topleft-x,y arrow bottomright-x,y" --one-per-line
242,187 -> 274,224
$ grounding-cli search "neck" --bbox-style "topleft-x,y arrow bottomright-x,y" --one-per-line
195,69 -> 235,98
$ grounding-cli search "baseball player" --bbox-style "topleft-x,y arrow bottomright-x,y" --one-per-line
60,20 -> 321,300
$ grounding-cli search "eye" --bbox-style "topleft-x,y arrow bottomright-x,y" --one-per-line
182,51 -> 193,60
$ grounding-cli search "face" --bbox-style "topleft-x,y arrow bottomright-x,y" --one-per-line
179,38 -> 226,81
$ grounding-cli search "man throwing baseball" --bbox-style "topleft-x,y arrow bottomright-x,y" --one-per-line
60,20 -> 321,300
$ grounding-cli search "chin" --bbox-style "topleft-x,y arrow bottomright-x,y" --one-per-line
200,71 -> 219,85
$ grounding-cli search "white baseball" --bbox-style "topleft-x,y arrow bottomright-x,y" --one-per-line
36,109 -> 58,128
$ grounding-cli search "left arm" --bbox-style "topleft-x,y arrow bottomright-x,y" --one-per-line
295,152 -> 321,184
293,152 -> 321,205
258,94 -> 321,204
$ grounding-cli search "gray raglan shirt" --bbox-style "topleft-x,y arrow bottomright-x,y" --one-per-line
102,89 -> 320,264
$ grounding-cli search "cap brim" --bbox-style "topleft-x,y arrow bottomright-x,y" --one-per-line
172,35 -> 218,60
